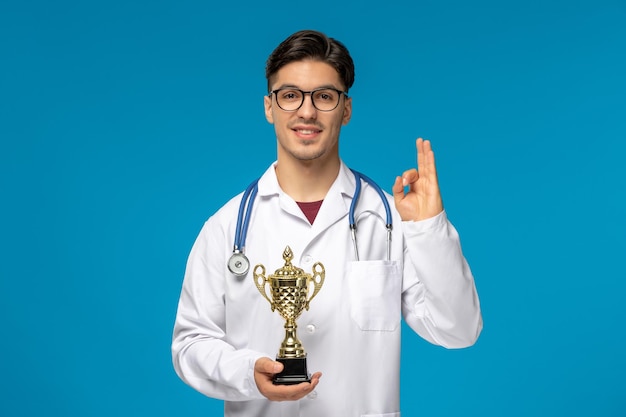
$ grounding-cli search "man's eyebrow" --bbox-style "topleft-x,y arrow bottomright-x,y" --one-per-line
273,83 -> 341,90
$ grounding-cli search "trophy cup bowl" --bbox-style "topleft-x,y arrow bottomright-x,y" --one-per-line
253,246 -> 325,385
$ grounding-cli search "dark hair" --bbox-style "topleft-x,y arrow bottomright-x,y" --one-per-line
265,30 -> 355,93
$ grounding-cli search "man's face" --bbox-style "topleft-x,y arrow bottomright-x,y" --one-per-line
264,60 -> 352,164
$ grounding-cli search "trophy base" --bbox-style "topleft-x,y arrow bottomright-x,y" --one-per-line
273,357 -> 310,385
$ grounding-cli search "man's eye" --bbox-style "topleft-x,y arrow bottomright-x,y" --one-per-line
281,91 -> 301,101
315,91 -> 336,101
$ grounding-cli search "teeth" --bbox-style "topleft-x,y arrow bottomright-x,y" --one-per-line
298,129 -> 317,134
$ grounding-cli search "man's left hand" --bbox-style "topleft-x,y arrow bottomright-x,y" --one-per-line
392,138 -> 444,221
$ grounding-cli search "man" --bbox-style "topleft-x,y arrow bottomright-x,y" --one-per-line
172,30 -> 482,416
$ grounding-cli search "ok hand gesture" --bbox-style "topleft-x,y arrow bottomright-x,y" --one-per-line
392,138 -> 444,221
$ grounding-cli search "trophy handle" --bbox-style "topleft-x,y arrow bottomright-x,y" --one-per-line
253,265 -> 274,311
305,262 -> 325,310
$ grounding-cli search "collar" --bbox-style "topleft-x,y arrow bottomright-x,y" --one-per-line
255,161 -> 356,224
256,160 -> 357,200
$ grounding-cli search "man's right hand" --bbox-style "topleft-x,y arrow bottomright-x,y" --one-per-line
254,357 -> 322,401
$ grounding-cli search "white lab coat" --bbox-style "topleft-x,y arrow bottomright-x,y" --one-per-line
172,161 -> 482,417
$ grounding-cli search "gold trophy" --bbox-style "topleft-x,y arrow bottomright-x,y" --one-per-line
253,246 -> 325,385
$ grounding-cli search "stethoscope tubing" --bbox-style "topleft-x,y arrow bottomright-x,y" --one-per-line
229,170 -> 393,275
349,169 -> 393,261
233,179 -> 259,254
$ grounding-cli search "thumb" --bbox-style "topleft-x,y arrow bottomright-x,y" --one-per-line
255,357 -> 283,374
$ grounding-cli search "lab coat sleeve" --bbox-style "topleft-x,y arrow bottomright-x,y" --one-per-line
171,218 -> 267,401
401,210 -> 483,348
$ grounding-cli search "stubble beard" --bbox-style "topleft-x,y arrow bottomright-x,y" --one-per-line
286,142 -> 327,162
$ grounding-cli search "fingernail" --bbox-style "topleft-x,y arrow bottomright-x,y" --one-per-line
273,363 -> 282,373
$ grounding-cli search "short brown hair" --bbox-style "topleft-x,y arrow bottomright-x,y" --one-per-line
265,30 -> 355,93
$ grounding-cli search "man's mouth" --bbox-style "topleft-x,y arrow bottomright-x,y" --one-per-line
293,128 -> 321,135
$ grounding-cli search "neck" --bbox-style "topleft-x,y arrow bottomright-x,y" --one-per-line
275,156 -> 340,202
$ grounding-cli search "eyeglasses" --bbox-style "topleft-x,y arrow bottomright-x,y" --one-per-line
269,87 -> 348,112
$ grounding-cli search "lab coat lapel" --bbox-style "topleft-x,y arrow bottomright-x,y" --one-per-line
255,161 -> 356,236
256,163 -> 305,222
309,162 -> 355,235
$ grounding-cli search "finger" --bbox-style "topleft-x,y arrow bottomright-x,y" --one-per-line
310,372 -> 322,389
291,372 -> 322,397
423,139 -> 432,170
255,357 -> 283,375
391,176 -> 404,198
416,137 -> 424,172
401,169 -> 419,187
422,140 -> 439,184
266,377 -> 320,401
392,176 -> 408,210
423,138 -> 432,153
286,372 -> 322,392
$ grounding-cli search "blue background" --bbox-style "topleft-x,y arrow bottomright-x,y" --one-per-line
1,0 -> 625,416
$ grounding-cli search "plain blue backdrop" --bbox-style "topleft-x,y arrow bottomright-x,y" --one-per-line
1,0 -> 625,416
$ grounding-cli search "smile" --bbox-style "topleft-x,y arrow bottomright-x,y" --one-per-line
294,129 -> 320,134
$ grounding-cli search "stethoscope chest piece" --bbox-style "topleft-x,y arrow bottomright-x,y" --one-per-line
228,251 -> 250,276
228,179 -> 259,277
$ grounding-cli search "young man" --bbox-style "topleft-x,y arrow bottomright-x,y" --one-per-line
172,30 -> 482,416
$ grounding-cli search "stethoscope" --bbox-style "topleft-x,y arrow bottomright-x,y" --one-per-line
227,169 -> 393,276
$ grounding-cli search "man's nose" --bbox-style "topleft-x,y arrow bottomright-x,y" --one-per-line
296,93 -> 317,118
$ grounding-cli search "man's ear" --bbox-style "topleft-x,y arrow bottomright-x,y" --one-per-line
264,94 -> 274,124
342,96 -> 352,126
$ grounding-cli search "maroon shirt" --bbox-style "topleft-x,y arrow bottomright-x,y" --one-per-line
296,200 -> 323,224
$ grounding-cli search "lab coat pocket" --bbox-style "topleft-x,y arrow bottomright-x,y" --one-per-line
347,260 -> 401,331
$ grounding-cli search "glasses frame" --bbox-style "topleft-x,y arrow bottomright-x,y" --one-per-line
269,87 -> 349,112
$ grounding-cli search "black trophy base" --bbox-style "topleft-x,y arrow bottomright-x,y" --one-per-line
273,357 -> 310,385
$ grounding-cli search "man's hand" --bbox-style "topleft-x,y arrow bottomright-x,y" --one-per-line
392,138 -> 444,221
254,357 -> 322,401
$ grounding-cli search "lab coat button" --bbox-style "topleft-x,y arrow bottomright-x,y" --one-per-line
303,255 -> 312,264
306,324 -> 316,334
307,390 -> 318,400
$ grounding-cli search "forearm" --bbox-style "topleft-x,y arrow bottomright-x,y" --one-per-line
171,219 -> 268,401
401,210 -> 483,348
172,323 -> 266,401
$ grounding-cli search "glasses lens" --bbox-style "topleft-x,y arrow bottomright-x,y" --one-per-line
312,89 -> 340,111
276,89 -> 304,111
